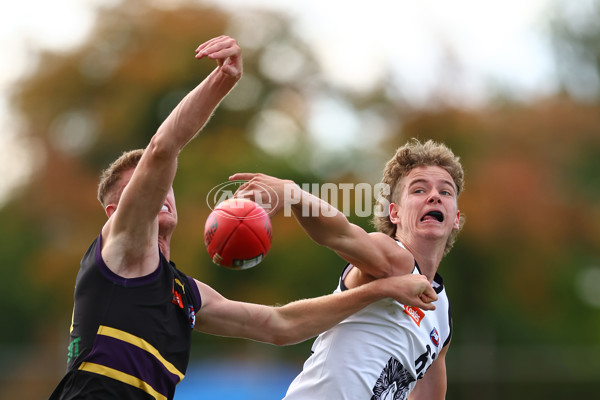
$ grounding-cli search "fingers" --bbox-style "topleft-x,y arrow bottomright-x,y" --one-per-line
195,35 -> 240,60
194,35 -> 243,78
421,284 -> 438,303
417,301 -> 436,311
388,274 -> 439,311
229,172 -> 259,182
233,186 -> 255,200
228,173 -> 263,201
405,287 -> 437,311
229,173 -> 259,199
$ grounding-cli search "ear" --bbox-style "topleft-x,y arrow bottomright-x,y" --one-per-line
105,204 -> 117,218
389,202 -> 401,225
453,210 -> 461,230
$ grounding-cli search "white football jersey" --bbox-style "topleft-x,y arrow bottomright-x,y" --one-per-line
284,244 -> 452,400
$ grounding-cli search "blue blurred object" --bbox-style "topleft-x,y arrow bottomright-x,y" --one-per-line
174,359 -> 300,399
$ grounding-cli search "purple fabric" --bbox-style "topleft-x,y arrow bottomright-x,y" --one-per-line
186,276 -> 202,311
84,333 -> 180,397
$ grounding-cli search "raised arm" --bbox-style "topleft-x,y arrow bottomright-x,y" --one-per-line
194,273 -> 437,345
102,36 -> 242,273
117,36 -> 242,229
230,173 -> 413,279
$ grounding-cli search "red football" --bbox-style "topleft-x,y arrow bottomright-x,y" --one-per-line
204,198 -> 272,269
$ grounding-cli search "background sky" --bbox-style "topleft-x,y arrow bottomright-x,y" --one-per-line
0,0 -> 556,205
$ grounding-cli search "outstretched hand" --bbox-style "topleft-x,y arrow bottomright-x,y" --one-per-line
195,35 -> 242,79
383,274 -> 438,311
230,172 -> 294,217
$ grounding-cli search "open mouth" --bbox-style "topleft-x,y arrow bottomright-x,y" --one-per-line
421,211 -> 444,222
161,204 -> 170,213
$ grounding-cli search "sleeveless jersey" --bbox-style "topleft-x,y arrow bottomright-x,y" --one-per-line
284,243 -> 452,400
49,234 -> 201,400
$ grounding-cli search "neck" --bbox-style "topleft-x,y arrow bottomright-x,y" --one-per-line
158,235 -> 171,261
397,235 -> 445,281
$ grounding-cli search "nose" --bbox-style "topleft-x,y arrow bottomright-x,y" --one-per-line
428,192 -> 441,204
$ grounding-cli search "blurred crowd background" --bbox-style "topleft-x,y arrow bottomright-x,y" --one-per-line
0,0 -> 599,398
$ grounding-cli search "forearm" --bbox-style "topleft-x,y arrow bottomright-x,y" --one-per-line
153,67 -> 239,154
289,188 -> 394,274
271,278 -> 395,345
195,274 -> 436,345
232,173 -> 397,274
289,186 -> 354,247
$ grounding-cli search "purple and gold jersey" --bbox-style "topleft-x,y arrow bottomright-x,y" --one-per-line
49,234 -> 201,400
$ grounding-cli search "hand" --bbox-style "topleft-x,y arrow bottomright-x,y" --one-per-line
382,274 -> 438,311
195,35 -> 242,79
230,172 -> 297,217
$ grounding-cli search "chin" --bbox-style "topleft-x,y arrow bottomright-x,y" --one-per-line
419,227 -> 450,240
158,215 -> 177,233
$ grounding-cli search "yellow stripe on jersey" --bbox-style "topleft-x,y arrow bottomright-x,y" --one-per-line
79,362 -> 168,400
96,325 -> 185,381
69,308 -> 74,333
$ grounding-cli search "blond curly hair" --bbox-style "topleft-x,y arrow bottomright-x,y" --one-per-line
372,138 -> 465,256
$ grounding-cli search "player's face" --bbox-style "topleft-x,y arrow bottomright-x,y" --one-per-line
390,166 -> 460,244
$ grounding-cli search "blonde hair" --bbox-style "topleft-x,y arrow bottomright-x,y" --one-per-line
97,149 -> 144,207
372,138 -> 465,255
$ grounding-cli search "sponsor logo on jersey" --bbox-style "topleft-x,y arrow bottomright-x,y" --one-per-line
430,327 -> 440,347
172,280 -> 183,309
67,336 -> 81,362
403,305 -> 425,327
174,278 -> 185,294
188,305 -> 196,329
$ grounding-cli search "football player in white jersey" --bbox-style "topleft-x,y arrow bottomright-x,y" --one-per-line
232,138 -> 464,400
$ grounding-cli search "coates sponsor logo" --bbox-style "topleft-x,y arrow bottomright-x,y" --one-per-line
403,305 -> 425,327
430,328 -> 440,347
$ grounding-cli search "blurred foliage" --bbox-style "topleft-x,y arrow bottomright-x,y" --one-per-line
548,0 -> 600,101
1,0 -> 600,399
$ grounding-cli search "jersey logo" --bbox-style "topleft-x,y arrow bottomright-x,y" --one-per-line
67,336 -> 81,362
174,278 -> 185,294
188,305 -> 196,329
371,356 -> 415,400
430,328 -> 440,347
172,280 -> 184,309
403,305 -> 425,327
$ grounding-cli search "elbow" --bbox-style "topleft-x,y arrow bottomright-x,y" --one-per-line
268,328 -> 300,347
146,134 -> 179,161
265,318 -> 305,347
270,336 -> 292,347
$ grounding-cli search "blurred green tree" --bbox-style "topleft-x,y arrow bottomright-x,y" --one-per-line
549,0 -> 600,102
